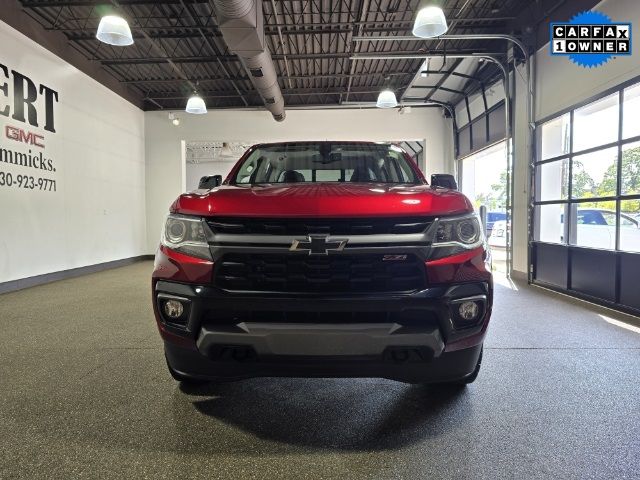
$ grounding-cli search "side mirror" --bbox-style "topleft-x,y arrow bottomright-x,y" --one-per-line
198,175 -> 223,189
431,174 -> 458,190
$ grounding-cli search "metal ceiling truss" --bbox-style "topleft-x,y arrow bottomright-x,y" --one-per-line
17,0 -> 552,112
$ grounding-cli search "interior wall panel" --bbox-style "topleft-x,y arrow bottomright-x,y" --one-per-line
0,20 -> 146,284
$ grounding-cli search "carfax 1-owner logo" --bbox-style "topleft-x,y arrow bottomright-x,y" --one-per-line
550,11 -> 632,68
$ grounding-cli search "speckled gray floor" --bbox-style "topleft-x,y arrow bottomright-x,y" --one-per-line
1,262 -> 640,479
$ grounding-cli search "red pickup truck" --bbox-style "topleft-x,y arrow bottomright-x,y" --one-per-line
152,142 -> 492,385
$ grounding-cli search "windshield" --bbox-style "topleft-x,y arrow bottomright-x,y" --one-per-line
232,142 -> 420,185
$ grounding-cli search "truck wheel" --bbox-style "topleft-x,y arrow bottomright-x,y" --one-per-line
166,357 -> 208,386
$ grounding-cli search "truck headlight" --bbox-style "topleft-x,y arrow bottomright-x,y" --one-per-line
161,214 -> 211,260
429,214 -> 484,260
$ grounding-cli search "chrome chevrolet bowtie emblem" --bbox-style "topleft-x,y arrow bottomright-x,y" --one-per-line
290,235 -> 348,255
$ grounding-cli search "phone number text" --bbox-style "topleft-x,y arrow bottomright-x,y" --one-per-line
0,171 -> 57,192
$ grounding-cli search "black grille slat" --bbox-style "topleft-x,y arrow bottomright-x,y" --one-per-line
214,253 -> 426,293
207,217 -> 432,236
205,309 -> 439,325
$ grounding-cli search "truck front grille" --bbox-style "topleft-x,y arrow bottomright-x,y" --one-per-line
214,253 -> 427,293
207,217 -> 432,236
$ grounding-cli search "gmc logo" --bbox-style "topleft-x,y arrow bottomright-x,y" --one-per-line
5,125 -> 44,148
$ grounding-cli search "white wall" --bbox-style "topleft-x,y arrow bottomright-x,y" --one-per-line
0,21 -> 146,283
535,0 -> 640,122
145,107 -> 453,253
511,0 -> 640,276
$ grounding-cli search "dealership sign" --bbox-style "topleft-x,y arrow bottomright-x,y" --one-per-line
550,11 -> 632,68
0,63 -> 58,192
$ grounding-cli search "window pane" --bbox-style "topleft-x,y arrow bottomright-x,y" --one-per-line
458,125 -> 471,157
621,141 -> 640,196
540,114 -> 570,160
623,83 -> 640,139
471,117 -> 487,149
620,200 -> 640,252
571,147 -> 618,199
537,159 -> 569,201
573,93 -> 619,152
570,202 -> 617,249
487,104 -> 506,143
455,101 -> 469,127
316,170 -> 341,181
535,203 -> 566,244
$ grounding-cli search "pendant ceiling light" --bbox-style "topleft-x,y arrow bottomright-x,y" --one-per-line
376,90 -> 398,109
412,5 -> 448,38
96,15 -> 134,46
185,94 -> 207,114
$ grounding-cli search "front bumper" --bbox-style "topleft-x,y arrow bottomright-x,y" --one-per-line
154,280 -> 492,383
165,341 -> 483,384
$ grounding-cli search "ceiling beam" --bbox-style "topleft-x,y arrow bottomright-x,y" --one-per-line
146,87 -> 390,100
407,85 -> 467,96
57,25 -> 444,38
22,0 -> 209,6
121,71 -> 415,84
420,70 -> 483,84
66,30 -> 220,41
101,48 -> 497,66
101,55 -> 235,65
266,18 -> 516,28
100,52 -> 364,65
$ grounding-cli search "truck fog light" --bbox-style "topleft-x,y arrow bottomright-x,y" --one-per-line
163,299 -> 184,319
458,301 -> 479,321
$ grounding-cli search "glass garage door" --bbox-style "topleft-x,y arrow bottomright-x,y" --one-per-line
460,141 -> 508,273
531,80 -> 640,314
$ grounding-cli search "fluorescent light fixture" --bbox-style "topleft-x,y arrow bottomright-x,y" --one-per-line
96,15 -> 134,46
376,89 -> 398,109
412,6 -> 448,38
185,94 -> 207,114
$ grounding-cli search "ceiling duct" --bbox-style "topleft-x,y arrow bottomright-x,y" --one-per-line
213,0 -> 286,122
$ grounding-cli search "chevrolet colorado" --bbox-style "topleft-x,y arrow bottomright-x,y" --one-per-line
152,142 -> 492,385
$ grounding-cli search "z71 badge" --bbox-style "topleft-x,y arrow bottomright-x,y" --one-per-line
382,254 -> 408,261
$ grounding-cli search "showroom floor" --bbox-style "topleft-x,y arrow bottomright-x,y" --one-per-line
1,262 -> 639,479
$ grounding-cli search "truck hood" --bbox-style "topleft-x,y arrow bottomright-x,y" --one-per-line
171,183 -> 473,217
